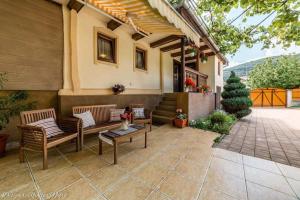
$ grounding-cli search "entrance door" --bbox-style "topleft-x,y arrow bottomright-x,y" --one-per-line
173,60 -> 182,92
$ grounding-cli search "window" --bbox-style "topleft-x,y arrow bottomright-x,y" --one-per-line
97,33 -> 116,63
218,62 -> 221,76
135,47 -> 147,71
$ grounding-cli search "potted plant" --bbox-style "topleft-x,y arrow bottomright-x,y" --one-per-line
112,84 -> 125,95
199,84 -> 211,94
201,54 -> 208,63
174,109 -> 188,128
0,73 -> 35,157
185,78 -> 196,92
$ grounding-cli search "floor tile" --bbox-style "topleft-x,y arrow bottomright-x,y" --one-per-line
198,187 -> 237,200
175,158 -> 209,183
247,181 -> 297,200
104,177 -> 152,200
159,172 -> 201,200
146,190 -> 171,200
75,155 -> 109,177
0,170 -> 32,193
202,169 -> 247,200
244,166 -> 296,196
277,163 -> 300,181
56,179 -> 100,200
38,167 -> 82,195
213,148 -> 243,164
286,178 -> 300,198
243,155 -> 281,174
88,165 -> 127,192
0,183 -> 38,200
132,163 -> 168,187
209,157 -> 244,179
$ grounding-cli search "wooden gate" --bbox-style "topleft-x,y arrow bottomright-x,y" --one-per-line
250,89 -> 286,107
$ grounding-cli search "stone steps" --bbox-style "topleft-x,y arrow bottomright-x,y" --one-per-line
152,93 -> 177,124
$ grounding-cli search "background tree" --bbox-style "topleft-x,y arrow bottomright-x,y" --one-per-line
221,71 -> 252,118
248,55 -> 300,89
168,0 -> 300,55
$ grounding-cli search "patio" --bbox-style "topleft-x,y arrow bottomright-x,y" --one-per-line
1,125 -> 300,200
216,108 -> 300,167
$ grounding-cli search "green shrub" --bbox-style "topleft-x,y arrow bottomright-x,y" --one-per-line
221,71 -> 252,119
190,110 -> 236,135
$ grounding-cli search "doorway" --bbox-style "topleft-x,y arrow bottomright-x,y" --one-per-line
173,60 -> 183,92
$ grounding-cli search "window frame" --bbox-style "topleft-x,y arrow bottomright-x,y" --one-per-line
133,45 -> 148,72
94,27 -> 119,67
97,33 -> 116,64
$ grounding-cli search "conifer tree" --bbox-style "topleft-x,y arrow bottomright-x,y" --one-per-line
221,71 -> 252,118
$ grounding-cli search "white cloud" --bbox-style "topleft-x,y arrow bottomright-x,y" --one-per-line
264,41 -> 300,57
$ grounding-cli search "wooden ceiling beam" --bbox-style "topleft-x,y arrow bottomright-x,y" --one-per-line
132,33 -> 145,41
67,0 -> 84,12
206,52 -> 216,57
160,42 -> 188,52
171,49 -> 194,57
199,45 -> 209,51
107,20 -> 122,31
150,35 -> 181,48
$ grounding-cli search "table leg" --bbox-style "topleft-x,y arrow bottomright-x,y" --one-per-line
144,131 -> 147,148
99,139 -> 102,155
130,137 -> 133,143
113,141 -> 118,164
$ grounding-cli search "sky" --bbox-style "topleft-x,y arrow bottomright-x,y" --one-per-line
225,8 -> 300,67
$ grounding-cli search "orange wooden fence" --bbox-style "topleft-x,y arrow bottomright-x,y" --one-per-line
250,88 -> 300,107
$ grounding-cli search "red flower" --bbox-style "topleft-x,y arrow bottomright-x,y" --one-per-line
185,78 -> 196,87
120,113 -> 131,121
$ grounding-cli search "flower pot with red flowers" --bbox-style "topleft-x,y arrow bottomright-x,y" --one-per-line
184,78 -> 196,92
0,134 -> 9,157
174,109 -> 188,128
199,84 -> 211,95
120,113 -> 131,130
112,84 -> 125,95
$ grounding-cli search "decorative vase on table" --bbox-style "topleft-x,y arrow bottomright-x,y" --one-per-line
120,119 -> 129,130
120,113 -> 131,131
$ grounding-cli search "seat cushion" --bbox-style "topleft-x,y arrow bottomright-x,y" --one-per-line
73,111 -> 96,128
28,118 -> 63,138
132,108 -> 145,119
110,109 -> 125,122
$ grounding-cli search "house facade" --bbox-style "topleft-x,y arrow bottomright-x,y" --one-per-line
0,0 -> 227,143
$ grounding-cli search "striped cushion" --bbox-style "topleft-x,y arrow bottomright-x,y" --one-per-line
110,109 -> 125,122
28,118 -> 63,138
73,111 -> 96,128
132,108 -> 145,119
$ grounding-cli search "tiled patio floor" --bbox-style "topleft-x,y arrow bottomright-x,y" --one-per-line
216,108 -> 300,167
1,125 -> 300,200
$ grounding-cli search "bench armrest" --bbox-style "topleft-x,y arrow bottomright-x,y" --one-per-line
17,125 -> 46,149
58,117 -> 80,133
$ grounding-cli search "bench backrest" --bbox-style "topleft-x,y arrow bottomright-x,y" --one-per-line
72,104 -> 117,124
20,108 -> 56,124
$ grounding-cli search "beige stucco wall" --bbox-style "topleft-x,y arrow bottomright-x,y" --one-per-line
161,52 -> 174,93
198,55 -> 223,92
60,5 -> 168,95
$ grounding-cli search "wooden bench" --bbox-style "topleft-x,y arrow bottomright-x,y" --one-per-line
72,104 -> 122,149
18,108 -> 80,169
130,104 -> 152,131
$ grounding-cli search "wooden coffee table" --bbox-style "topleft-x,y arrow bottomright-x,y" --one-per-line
98,124 -> 147,164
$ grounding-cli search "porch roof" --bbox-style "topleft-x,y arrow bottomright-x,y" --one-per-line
83,0 -> 201,47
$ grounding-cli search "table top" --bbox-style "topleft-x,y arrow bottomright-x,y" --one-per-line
101,124 -> 145,139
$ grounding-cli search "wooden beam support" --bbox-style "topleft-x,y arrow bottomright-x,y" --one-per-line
107,20 -> 122,31
150,35 -> 180,48
199,45 -> 209,51
132,33 -> 145,41
196,49 -> 200,71
171,49 -> 194,57
185,56 -> 197,61
180,37 -> 186,92
160,42 -> 188,52
67,0 -> 84,12
206,52 -> 216,56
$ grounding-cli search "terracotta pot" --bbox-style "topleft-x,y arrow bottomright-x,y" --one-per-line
0,134 -> 9,157
174,119 -> 187,128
